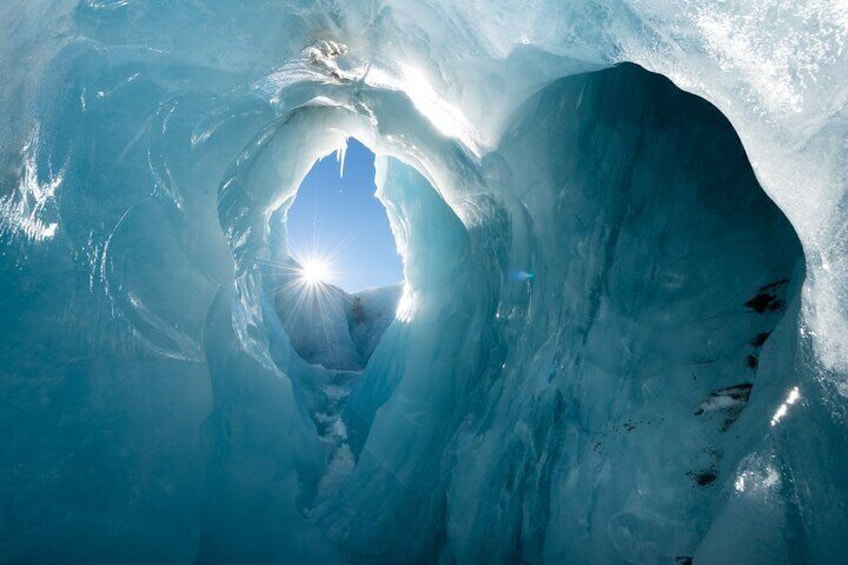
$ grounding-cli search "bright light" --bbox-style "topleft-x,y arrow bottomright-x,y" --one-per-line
395,284 -> 416,323
300,259 -> 330,285
399,64 -> 481,157
770,386 -> 801,427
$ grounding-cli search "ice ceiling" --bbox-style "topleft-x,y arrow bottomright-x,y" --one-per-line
1,1 -> 847,563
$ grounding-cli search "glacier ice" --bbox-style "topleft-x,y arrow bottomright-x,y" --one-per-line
1,1 -> 846,563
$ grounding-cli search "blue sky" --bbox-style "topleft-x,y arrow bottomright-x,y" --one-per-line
286,139 -> 404,292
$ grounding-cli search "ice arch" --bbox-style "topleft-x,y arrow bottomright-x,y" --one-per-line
1,2 -> 846,564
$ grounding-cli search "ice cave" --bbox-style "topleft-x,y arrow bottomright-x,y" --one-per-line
1,2 -> 846,563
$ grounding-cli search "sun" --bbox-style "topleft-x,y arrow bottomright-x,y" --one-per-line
299,258 -> 330,285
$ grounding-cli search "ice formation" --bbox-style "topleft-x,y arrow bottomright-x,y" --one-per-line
1,1 -> 846,563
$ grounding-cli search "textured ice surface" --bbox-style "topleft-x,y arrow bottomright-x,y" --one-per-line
1,1 -> 846,563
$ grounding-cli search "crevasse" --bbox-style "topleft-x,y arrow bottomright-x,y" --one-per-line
1,2 -> 846,563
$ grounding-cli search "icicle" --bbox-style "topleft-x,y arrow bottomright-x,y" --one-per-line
336,137 -> 348,179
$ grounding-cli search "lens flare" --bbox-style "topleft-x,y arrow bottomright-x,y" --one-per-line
300,258 -> 330,285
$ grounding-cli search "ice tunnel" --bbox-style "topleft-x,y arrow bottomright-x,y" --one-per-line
2,2 -> 847,564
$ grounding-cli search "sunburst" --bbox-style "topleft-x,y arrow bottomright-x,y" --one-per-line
298,258 -> 331,286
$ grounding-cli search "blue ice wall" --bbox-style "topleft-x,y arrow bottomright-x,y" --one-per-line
2,2 -> 847,564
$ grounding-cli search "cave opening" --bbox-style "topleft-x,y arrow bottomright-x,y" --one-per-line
268,138 -> 405,373
284,138 -> 404,294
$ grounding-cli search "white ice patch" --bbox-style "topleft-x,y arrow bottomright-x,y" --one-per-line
0,126 -> 62,242
770,386 -> 802,427
734,456 -> 782,495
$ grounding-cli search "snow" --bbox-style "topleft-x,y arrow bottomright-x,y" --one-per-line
1,0 -> 847,562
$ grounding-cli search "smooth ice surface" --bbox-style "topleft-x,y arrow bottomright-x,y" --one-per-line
1,1 -> 846,563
